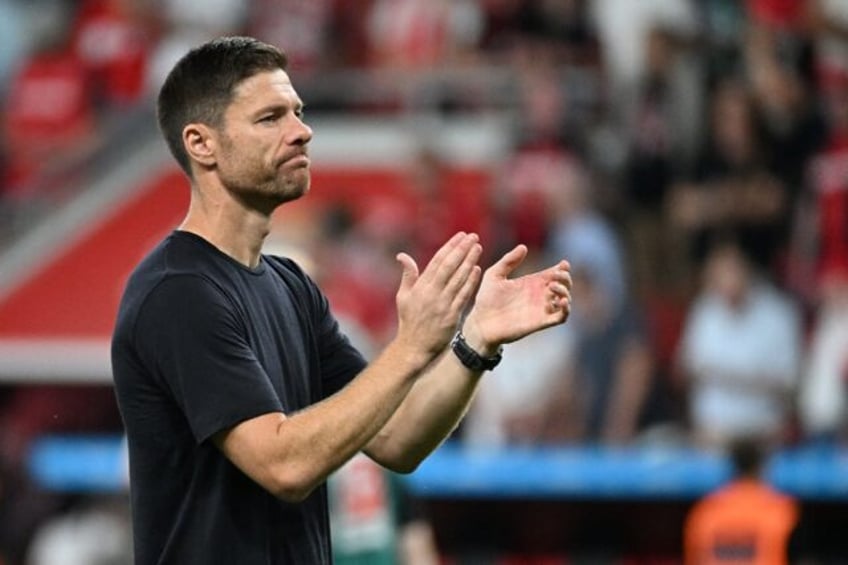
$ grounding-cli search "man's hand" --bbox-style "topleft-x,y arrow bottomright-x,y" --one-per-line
463,244 -> 571,353
394,232 -> 483,364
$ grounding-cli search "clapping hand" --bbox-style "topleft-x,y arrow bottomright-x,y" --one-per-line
462,244 -> 571,351
394,233 -> 483,360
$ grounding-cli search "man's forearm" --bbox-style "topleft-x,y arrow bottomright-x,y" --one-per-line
216,338 -> 429,501
365,334 -> 492,472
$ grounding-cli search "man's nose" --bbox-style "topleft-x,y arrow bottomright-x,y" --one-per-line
288,115 -> 312,145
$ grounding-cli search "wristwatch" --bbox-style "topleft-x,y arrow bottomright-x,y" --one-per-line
451,330 -> 503,372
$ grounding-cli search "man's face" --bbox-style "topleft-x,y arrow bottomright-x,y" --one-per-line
214,69 -> 313,206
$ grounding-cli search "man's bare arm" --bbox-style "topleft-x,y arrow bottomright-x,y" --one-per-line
214,233 -> 482,502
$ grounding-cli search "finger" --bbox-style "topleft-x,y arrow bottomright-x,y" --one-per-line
444,242 -> 482,296
560,270 -> 573,291
547,279 -> 571,306
549,281 -> 570,297
554,292 -> 571,310
489,244 -> 528,279
426,233 -> 479,286
451,265 -> 482,313
396,252 -> 420,293
546,294 -> 571,319
548,260 -> 572,283
424,232 -> 468,275
557,294 -> 572,318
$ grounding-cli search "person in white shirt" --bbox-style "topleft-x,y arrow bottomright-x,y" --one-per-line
678,237 -> 802,450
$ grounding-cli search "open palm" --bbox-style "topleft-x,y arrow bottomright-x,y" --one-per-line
466,245 -> 571,346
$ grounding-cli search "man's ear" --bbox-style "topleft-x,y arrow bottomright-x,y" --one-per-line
183,123 -> 218,169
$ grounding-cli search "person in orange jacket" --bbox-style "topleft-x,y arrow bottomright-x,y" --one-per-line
684,437 -> 799,565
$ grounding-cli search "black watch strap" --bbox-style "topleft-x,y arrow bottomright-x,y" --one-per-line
451,331 -> 503,372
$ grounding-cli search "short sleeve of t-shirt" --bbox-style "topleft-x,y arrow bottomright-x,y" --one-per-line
133,274 -> 283,444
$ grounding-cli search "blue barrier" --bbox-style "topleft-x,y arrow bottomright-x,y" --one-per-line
27,436 -> 848,500
406,443 -> 731,499
29,435 -> 127,493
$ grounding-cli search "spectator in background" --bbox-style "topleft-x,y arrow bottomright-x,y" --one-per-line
748,58 -> 826,292
677,237 -> 801,451
529,155 -> 656,445
589,0 -> 701,126
404,147 -> 494,266
248,0 -> 333,73
684,437 -> 799,565
366,0 -> 482,70
798,261 -> 848,443
329,453 -> 440,565
749,45 -> 825,196
556,261 -> 654,445
2,10 -> 96,198
494,65 -> 582,254
669,77 -> 790,284
311,203 -> 408,346
547,159 -> 626,317
71,0 -> 154,108
624,25 -> 704,300
146,0 -> 246,96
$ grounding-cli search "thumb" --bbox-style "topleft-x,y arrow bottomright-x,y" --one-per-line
396,252 -> 420,291
490,244 -> 528,279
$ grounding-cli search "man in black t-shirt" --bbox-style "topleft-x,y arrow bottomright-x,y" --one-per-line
111,36 -> 573,565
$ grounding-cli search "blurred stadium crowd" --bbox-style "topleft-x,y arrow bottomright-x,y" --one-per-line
1,0 -> 848,563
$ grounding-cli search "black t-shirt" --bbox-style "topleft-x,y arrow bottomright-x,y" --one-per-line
111,231 -> 367,565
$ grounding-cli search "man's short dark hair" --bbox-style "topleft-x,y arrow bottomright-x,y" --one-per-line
729,436 -> 767,478
157,36 -> 289,176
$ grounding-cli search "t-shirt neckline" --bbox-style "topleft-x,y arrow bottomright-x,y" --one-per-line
172,230 -> 267,276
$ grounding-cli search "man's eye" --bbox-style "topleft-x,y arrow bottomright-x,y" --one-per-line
259,114 -> 279,123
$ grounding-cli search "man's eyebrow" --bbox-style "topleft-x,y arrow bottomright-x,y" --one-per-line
252,100 -> 305,116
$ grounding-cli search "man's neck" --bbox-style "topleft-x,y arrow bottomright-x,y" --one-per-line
180,183 -> 273,269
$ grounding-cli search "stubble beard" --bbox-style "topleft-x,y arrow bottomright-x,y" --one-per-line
268,164 -> 310,205
217,130 -> 310,209
221,158 -> 310,211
